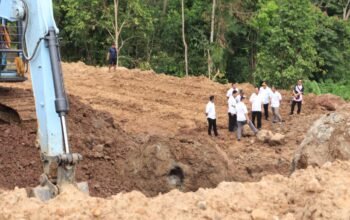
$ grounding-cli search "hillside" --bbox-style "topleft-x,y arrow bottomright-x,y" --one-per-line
0,62 -> 348,219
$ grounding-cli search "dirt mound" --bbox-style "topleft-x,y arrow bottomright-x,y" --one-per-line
128,135 -> 230,196
0,62 -> 333,199
311,93 -> 346,111
0,88 -> 137,197
291,106 -> 350,172
1,160 -> 350,219
0,88 -> 280,198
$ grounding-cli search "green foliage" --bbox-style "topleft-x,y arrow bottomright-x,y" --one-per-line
303,80 -> 321,95
313,10 -> 350,82
252,0 -> 320,88
52,0 -> 350,100
319,81 -> 350,100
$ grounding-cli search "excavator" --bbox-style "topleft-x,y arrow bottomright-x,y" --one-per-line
0,0 -> 88,200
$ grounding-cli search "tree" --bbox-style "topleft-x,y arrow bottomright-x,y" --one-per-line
207,0 -> 216,80
181,0 -> 189,77
344,0 -> 350,20
313,0 -> 350,20
252,0 -> 320,88
312,6 -> 350,82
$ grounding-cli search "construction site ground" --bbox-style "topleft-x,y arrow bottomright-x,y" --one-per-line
0,62 -> 347,219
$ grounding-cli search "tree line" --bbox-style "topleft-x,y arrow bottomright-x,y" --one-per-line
53,0 -> 350,98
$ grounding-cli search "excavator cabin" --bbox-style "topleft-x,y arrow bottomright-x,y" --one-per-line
0,18 -> 26,82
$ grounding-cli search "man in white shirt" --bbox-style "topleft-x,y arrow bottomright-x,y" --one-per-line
249,87 -> 263,129
226,83 -> 239,99
228,90 -> 238,132
236,95 -> 259,141
270,86 -> 282,123
290,79 -> 304,115
206,95 -> 218,136
259,81 -> 272,121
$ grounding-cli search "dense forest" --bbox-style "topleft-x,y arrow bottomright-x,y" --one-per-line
54,0 -> 350,99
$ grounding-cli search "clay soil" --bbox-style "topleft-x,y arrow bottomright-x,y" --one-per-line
0,63 -> 350,219
2,161 -> 350,219
1,62 -> 347,219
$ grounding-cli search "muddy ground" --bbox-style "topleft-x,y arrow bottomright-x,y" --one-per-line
0,62 -> 335,198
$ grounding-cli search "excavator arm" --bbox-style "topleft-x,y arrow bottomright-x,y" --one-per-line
0,0 -> 88,200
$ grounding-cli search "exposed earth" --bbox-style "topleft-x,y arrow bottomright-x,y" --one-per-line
0,62 -> 349,219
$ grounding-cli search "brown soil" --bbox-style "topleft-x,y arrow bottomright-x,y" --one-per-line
1,161 -> 350,219
0,62 -> 336,199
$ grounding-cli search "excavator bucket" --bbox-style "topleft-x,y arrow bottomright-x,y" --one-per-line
29,182 -> 89,201
28,153 -> 89,201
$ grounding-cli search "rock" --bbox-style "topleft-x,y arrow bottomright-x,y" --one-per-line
257,129 -> 285,146
256,130 -> 273,143
245,207 -> 253,213
251,209 -> 270,220
93,144 -> 104,153
92,208 -> 101,217
282,213 -> 296,220
291,110 -> 350,172
270,133 -> 285,146
197,201 -> 207,210
305,178 -> 323,193
92,152 -> 104,158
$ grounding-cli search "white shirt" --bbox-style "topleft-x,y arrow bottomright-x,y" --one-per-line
249,93 -> 263,112
235,94 -> 241,103
259,87 -> 272,104
206,101 -> 216,119
293,85 -> 303,102
236,102 -> 248,122
227,96 -> 237,114
271,91 -> 282,108
226,87 -> 239,98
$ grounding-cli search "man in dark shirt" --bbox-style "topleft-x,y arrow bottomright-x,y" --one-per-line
108,43 -> 118,72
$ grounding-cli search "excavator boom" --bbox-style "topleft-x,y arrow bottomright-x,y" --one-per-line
0,0 -> 88,200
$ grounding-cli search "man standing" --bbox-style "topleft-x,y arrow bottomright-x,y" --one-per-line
290,80 -> 304,115
249,87 -> 263,129
270,86 -> 283,123
236,95 -> 259,141
206,96 -> 218,136
226,83 -> 239,99
108,43 -> 118,72
228,90 -> 238,132
259,82 -> 272,121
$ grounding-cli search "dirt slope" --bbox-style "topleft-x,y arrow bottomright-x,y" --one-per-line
1,160 -> 350,220
0,62 -> 335,199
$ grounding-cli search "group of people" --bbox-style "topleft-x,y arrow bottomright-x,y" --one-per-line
205,80 -> 304,141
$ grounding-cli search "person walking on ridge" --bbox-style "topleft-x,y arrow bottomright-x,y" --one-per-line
108,43 -> 118,72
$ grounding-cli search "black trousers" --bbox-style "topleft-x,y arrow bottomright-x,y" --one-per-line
291,101 -> 302,114
251,111 -> 262,129
228,113 -> 237,132
207,118 -> 218,136
263,104 -> 269,120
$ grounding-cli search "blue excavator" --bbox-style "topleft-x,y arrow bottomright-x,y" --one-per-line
0,0 -> 88,200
